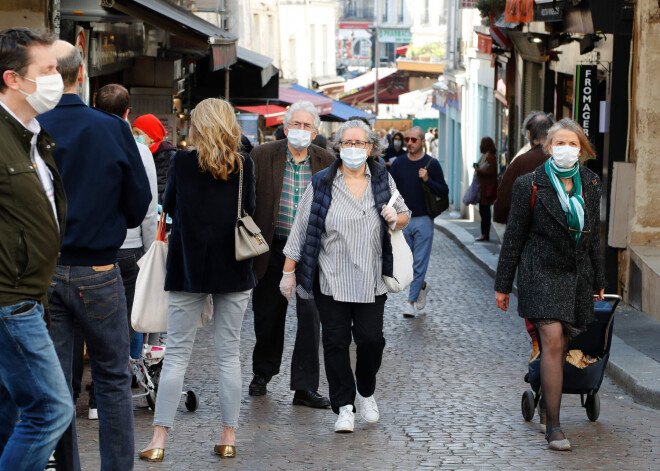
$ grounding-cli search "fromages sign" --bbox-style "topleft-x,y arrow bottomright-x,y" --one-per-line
574,65 -> 598,141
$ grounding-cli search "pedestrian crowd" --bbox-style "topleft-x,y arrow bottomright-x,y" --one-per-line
0,26 -> 605,471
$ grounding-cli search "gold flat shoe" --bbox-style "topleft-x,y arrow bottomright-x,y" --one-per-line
213,444 -> 236,458
139,448 -> 164,462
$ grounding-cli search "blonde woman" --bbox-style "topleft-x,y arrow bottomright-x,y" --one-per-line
139,98 -> 257,461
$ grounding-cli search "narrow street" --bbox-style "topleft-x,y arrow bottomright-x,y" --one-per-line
77,232 -> 660,470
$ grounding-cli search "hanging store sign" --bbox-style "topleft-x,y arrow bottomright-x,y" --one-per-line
573,65 -> 598,140
459,0 -> 478,7
505,0 -> 534,23
211,43 -> 237,71
476,32 -> 493,54
378,28 -> 412,44
534,0 -> 566,22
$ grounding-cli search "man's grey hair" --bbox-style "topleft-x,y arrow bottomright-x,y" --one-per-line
56,47 -> 82,88
521,111 -> 554,143
333,119 -> 383,158
408,125 -> 426,141
526,112 -> 555,146
283,100 -> 321,130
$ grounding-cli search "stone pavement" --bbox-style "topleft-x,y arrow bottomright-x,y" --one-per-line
436,214 -> 660,409
76,233 -> 660,470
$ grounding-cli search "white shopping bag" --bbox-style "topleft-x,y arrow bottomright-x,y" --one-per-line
383,191 -> 414,293
131,213 -> 213,333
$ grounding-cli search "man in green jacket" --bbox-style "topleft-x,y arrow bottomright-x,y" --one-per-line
0,28 -> 73,471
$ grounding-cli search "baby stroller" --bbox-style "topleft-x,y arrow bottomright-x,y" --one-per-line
130,344 -> 199,413
521,294 -> 622,422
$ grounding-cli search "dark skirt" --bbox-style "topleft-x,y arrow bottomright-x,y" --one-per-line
531,318 -> 586,341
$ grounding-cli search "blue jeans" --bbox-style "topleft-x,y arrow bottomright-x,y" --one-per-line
0,301 -> 73,471
48,265 -> 134,471
403,215 -> 435,303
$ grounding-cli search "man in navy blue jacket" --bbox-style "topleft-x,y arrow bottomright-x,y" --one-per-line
38,40 -> 150,471
390,126 -> 449,318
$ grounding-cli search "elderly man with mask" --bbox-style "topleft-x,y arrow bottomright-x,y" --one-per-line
249,101 -> 335,408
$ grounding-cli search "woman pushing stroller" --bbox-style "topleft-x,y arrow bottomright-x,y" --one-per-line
494,118 -> 606,451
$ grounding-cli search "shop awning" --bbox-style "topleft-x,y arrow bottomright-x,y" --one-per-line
339,70 -> 408,105
342,68 -> 398,93
237,47 -> 278,88
101,0 -> 237,52
395,45 -> 409,55
290,84 -> 376,124
235,105 -> 287,127
278,87 -> 333,115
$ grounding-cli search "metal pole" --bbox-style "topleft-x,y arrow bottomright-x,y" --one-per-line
374,0 -> 380,116
225,68 -> 230,100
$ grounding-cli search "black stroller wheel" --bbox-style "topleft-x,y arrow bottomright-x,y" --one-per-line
585,393 -> 600,422
521,390 -> 535,421
146,389 -> 156,411
185,390 -> 199,412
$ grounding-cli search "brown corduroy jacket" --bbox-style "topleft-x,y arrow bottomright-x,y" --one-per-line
251,138 -> 335,280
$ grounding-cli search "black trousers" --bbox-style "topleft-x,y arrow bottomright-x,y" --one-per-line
117,247 -> 144,340
252,240 -> 320,391
314,291 -> 386,414
479,203 -> 492,237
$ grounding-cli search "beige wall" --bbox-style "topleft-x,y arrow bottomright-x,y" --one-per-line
0,0 -> 48,30
630,0 -> 660,245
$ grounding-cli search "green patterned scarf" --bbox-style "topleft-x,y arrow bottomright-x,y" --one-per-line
544,159 -> 585,244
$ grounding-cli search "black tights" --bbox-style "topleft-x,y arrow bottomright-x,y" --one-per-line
537,323 -> 569,440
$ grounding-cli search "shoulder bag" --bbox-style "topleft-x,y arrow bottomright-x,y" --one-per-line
235,156 -> 269,261
422,159 -> 450,218
383,191 -> 414,293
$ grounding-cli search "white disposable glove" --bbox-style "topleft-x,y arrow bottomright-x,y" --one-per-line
381,205 -> 398,230
279,270 -> 296,302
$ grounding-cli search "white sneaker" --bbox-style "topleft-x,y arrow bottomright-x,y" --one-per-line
356,392 -> 379,424
88,408 -> 98,420
334,405 -> 355,433
403,302 -> 415,318
416,283 -> 430,310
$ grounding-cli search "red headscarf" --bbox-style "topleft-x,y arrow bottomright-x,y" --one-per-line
133,114 -> 167,154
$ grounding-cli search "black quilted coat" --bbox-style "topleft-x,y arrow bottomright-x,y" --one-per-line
494,164 -> 607,327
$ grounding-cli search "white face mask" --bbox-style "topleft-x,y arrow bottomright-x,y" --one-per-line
287,128 -> 312,150
340,147 -> 368,170
16,73 -> 64,115
551,145 -> 580,169
393,139 -> 402,148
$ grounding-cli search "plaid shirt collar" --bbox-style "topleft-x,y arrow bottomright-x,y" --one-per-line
286,146 -> 311,165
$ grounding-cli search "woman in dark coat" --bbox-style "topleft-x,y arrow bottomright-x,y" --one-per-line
383,131 -> 406,166
139,98 -> 257,462
474,136 -> 498,241
494,118 -> 606,451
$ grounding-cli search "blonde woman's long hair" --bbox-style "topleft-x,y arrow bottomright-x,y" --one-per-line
190,98 -> 242,180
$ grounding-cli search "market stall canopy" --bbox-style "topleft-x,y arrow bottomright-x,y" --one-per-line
339,69 -> 408,106
290,84 -> 376,124
278,87 -> 333,115
235,105 -> 287,127
100,0 -> 236,54
238,47 -> 279,88
342,68 -> 398,94
395,45 -> 409,55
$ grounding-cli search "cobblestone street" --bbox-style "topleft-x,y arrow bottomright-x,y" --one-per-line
77,232 -> 660,470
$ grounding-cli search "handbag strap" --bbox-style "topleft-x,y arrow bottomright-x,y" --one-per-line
157,211 -> 167,242
236,155 -> 244,221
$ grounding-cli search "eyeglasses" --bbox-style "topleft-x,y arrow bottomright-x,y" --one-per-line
339,140 -> 370,149
404,137 -> 420,143
288,121 -> 315,131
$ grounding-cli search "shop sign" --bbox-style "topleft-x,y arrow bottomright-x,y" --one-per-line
211,43 -> 237,71
573,65 -> 598,140
505,0 -> 534,23
476,33 -> 493,54
459,0 -> 478,7
534,0 -> 565,22
378,28 -> 412,44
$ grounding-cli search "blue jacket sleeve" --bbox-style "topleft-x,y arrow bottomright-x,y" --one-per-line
119,123 -> 151,228
162,153 -> 177,215
425,159 -> 449,197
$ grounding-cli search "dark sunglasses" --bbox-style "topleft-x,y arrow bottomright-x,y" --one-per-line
404,137 -> 419,143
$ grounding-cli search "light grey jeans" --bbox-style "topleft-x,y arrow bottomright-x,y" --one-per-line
153,289 -> 251,429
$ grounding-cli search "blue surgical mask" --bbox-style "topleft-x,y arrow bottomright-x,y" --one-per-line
287,128 -> 312,150
340,147 -> 368,170
134,134 -> 147,146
